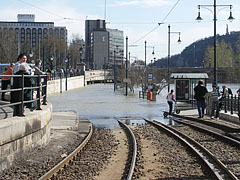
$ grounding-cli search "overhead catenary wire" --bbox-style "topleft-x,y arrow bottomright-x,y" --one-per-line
131,0 -> 181,46
17,0 -> 65,19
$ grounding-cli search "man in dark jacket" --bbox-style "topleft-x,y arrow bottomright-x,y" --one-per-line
194,80 -> 208,118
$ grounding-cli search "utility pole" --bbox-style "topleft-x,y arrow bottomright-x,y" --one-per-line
125,36 -> 128,96
144,41 -> 147,67
114,50 -> 116,91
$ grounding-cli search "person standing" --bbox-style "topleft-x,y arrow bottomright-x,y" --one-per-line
210,84 -> 220,119
166,89 -> 176,116
194,80 -> 208,118
1,63 -> 14,101
11,63 -> 33,116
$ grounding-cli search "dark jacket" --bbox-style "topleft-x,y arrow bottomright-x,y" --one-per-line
11,70 -> 34,104
194,85 -> 208,100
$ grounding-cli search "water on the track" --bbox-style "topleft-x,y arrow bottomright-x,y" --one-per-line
48,84 -> 175,128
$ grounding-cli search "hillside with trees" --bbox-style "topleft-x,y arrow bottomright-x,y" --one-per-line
155,31 -> 240,68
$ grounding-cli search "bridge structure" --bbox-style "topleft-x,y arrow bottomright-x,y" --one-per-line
84,69 -> 113,84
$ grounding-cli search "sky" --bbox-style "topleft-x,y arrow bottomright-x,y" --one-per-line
1,0 -> 240,64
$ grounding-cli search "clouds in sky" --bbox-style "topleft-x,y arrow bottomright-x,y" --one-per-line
111,0 -> 172,8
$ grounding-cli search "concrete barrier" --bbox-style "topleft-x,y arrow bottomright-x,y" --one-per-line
0,104 -> 52,171
47,75 -> 84,95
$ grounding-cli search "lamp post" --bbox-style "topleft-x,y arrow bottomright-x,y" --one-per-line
144,41 -> 147,67
196,1 -> 234,85
167,24 -> 181,92
125,36 -> 128,96
65,58 -> 68,91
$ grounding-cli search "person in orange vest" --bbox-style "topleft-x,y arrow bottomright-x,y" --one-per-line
1,63 -> 14,101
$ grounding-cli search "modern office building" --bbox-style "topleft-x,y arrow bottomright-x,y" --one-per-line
91,30 -> 109,69
85,19 -> 108,69
107,28 -> 124,67
85,19 -> 124,70
0,14 -> 67,55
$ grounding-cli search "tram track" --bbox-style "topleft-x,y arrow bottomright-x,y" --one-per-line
117,117 -> 212,179
146,119 -> 239,180
171,118 -> 240,179
38,119 -> 134,180
38,123 -> 93,180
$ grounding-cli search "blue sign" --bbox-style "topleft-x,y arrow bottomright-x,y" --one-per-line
148,73 -> 153,81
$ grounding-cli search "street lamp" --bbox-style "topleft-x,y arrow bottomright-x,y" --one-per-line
167,24 -> 181,92
196,1 -> 234,86
29,48 -> 34,61
79,47 -> 83,63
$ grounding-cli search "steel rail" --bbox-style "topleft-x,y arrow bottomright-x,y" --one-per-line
38,123 -> 93,180
145,119 -> 238,180
117,119 -> 137,180
173,118 -> 240,146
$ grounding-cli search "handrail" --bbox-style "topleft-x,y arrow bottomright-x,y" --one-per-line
222,94 -> 240,120
0,74 -> 48,117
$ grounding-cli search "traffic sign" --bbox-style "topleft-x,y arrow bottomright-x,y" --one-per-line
148,73 -> 153,81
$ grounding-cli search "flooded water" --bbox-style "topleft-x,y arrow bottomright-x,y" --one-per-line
48,83 -> 239,129
48,84 -> 173,128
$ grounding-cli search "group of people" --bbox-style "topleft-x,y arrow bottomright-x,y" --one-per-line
194,82 -> 235,119
1,53 -> 45,116
166,80 -> 238,119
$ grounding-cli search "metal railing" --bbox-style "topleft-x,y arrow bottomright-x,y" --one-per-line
0,74 -> 47,117
222,94 -> 240,120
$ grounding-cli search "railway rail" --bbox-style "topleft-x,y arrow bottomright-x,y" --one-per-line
38,124 -> 93,180
2,116 -> 239,179
171,118 -> 240,179
145,119 -> 239,180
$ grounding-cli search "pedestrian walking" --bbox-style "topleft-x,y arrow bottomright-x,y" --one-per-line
194,80 -> 208,118
166,89 -> 176,116
1,63 -> 14,101
210,84 -> 220,119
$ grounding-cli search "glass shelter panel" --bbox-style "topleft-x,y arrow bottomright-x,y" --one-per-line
175,79 -> 190,101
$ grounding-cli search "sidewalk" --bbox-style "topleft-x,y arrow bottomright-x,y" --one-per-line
51,110 -> 91,136
177,109 -> 240,125
173,109 -> 240,140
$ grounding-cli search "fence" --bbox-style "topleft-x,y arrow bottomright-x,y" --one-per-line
0,74 -> 47,117
222,94 -> 240,120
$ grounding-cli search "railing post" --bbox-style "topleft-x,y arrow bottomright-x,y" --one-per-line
224,95 -> 227,113
42,75 -> 47,105
36,75 -> 41,110
238,95 -> 240,121
234,94 -> 237,113
60,72 -> 62,93
230,94 -> 233,114
20,74 -> 24,116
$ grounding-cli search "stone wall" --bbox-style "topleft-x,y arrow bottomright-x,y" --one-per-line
0,104 -> 52,171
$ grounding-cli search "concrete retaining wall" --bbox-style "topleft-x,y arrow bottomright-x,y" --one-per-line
0,104 -> 52,171
0,75 -> 84,171
47,75 -> 85,95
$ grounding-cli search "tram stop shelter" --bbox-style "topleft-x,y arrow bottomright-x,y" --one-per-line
170,73 -> 209,114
